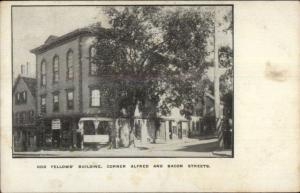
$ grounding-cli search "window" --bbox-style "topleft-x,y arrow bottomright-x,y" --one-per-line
22,91 -> 27,104
89,46 -> 98,75
119,89 -> 127,97
15,91 -> 27,105
28,110 -> 34,122
83,121 -> 95,135
15,112 -> 19,124
96,122 -> 109,135
15,93 -> 20,104
41,60 -> 46,86
41,95 -> 46,113
66,90 -> 74,110
66,50 -> 74,80
53,93 -> 59,112
90,88 -> 100,107
53,56 -> 59,83
19,112 -> 24,124
24,111 -> 28,123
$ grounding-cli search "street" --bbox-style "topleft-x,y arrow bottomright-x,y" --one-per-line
13,138 -> 232,158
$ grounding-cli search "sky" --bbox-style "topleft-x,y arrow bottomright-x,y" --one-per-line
12,7 -> 108,79
12,6 -> 232,81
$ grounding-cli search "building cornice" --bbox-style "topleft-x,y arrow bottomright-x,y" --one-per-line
30,28 -> 93,55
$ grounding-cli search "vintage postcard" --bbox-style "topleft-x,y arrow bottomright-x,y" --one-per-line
11,4 -> 233,158
1,1 -> 299,192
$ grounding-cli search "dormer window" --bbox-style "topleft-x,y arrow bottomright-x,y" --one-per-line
15,91 -> 27,105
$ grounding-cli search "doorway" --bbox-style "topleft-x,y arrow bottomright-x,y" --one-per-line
169,121 -> 173,140
52,129 -> 60,148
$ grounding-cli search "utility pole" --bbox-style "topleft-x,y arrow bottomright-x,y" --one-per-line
213,7 -> 223,149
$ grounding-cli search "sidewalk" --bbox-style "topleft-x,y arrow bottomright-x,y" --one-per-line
13,137 -> 231,158
212,149 -> 233,157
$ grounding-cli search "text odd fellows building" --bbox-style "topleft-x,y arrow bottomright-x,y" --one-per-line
12,75 -> 37,151
30,27 -> 117,149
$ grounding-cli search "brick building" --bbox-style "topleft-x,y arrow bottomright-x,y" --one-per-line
31,27 -> 117,148
12,75 -> 37,151
31,27 -> 196,149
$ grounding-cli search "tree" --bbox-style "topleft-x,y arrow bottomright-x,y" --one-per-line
219,46 -> 233,95
91,6 -> 214,147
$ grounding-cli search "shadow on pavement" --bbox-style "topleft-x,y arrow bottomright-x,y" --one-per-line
175,141 -> 218,152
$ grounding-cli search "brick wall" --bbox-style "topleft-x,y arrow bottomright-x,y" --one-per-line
80,36 -> 115,117
36,37 -> 81,116
35,34 -> 115,118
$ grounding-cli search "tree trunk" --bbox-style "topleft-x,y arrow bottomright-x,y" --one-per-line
118,118 -> 130,147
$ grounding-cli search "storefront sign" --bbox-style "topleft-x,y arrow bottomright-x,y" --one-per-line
52,119 -> 61,130
84,135 -> 109,144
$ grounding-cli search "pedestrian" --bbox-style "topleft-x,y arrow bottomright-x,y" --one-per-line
108,126 -> 115,149
22,135 -> 27,152
129,129 -> 136,148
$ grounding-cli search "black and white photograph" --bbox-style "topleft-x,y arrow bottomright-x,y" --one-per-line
12,5 -> 233,158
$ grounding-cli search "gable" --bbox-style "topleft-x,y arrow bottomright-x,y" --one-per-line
13,78 -> 36,100
44,35 -> 58,45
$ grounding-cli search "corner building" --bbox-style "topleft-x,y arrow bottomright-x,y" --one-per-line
31,27 -> 193,149
31,28 -> 116,148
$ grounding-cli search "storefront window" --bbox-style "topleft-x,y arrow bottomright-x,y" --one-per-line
96,122 -> 109,135
83,121 -> 96,135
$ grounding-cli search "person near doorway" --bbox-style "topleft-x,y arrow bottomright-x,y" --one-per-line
108,124 -> 115,149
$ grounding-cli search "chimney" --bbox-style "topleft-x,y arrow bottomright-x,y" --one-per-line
20,62 -> 29,76
21,64 -> 25,76
26,62 -> 29,76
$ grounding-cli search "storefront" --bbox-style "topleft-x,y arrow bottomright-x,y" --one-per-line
37,116 -> 80,150
13,126 -> 37,152
78,117 -> 114,148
